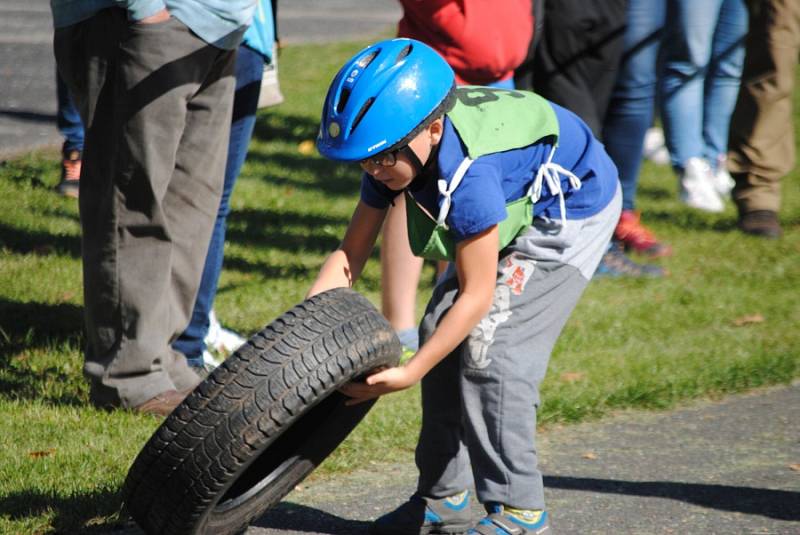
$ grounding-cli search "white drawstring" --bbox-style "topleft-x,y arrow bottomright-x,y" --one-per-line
435,148 -> 582,231
436,157 -> 474,229
527,146 -> 582,226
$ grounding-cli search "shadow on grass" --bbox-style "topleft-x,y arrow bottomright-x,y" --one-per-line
0,221 -> 81,257
0,488 -> 130,534
225,206 -> 346,254
544,475 -> 800,521
250,112 -> 362,198
0,299 -> 83,355
252,501 -> 371,534
252,111 -> 319,146
0,299 -> 85,405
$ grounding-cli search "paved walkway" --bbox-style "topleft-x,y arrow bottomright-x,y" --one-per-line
245,383 -> 800,535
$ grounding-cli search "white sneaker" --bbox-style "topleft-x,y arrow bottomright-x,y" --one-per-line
679,157 -> 725,213
204,310 -> 246,357
643,127 -> 671,166
257,44 -> 284,109
712,155 -> 735,197
202,350 -> 222,369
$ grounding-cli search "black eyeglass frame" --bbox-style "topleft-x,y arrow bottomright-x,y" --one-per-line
359,144 -> 415,168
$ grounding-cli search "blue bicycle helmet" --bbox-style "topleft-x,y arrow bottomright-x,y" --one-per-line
317,38 -> 456,162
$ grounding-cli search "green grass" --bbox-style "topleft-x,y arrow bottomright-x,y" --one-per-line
1,39 -> 799,533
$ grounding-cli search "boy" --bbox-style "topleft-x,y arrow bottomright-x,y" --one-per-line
308,38 -> 621,535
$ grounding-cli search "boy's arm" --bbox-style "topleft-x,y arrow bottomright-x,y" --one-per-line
340,225 -> 499,404
307,200 -> 387,298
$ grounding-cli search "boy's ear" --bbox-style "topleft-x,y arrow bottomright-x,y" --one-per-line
429,117 -> 444,145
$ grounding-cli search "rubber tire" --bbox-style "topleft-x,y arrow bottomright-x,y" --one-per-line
122,288 -> 402,535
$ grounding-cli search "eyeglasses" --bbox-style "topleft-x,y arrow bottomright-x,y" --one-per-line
359,146 -> 405,169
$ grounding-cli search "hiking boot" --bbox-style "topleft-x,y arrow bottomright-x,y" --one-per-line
132,388 -> 193,417
614,210 -> 672,258
594,242 -> 666,278
738,210 -> 782,239
679,157 -> 724,213
55,149 -> 81,198
469,504 -> 550,535
370,491 -> 473,535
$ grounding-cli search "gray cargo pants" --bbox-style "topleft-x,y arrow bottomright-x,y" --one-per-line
416,186 -> 621,510
54,9 -> 236,408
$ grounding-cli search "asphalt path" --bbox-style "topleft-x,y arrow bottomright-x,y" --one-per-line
245,383 -> 800,535
0,0 -> 400,159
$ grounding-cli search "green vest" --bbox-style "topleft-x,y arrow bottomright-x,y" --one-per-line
406,87 -> 560,262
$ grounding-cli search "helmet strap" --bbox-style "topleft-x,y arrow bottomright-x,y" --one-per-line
399,144 -> 424,176
407,142 -> 440,192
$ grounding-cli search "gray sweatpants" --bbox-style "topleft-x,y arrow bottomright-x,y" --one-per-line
415,185 -> 621,510
54,9 -> 236,408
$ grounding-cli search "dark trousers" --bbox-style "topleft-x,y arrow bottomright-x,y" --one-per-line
54,8 -> 236,408
532,0 -> 628,137
173,44 -> 265,364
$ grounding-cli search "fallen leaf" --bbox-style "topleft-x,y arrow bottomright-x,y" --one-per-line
581,452 -> 598,460
298,140 -> 316,155
560,372 -> 585,383
733,314 -> 764,326
789,464 -> 800,472
29,449 -> 56,459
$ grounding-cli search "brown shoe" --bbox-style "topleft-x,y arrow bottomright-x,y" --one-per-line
133,388 -> 193,417
739,210 -> 782,239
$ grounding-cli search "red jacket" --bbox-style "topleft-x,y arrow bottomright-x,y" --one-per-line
398,0 -> 533,85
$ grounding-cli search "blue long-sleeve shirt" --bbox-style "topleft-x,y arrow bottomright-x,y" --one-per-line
50,0 -> 256,50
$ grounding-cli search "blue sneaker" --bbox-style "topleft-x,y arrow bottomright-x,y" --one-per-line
370,490 -> 473,535
468,504 -> 551,535
594,242 -> 666,278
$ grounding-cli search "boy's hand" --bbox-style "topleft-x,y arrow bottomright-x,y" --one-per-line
339,365 -> 419,405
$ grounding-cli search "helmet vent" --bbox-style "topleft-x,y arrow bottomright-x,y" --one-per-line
336,88 -> 351,114
395,44 -> 412,64
350,97 -> 375,134
356,50 -> 378,69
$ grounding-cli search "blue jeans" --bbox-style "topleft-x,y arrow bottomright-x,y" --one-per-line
602,0 -> 666,211
56,71 -> 84,153
173,44 -> 265,366
659,0 -> 748,170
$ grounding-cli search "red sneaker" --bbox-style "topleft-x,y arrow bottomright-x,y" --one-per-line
614,210 -> 672,258
56,149 -> 81,198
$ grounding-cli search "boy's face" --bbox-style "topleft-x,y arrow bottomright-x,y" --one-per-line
360,118 -> 443,192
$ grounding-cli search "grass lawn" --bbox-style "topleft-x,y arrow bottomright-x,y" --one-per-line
1,39 -> 798,533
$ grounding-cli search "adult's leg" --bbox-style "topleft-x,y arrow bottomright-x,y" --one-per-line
56,71 -> 84,154
702,0 -> 748,163
602,0 -> 666,211
728,0 -> 800,215
660,0 -> 725,169
56,9 -> 235,408
174,44 -> 264,367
